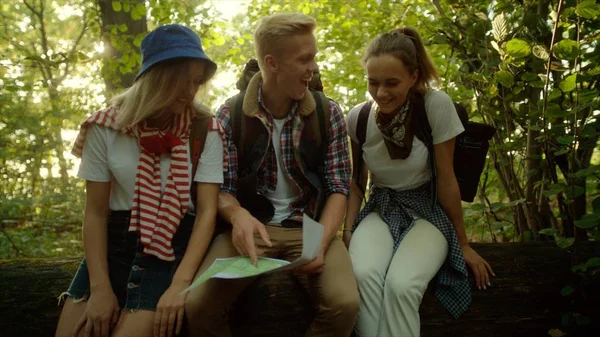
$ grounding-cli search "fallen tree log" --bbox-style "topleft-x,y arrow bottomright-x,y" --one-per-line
1,243 -> 599,337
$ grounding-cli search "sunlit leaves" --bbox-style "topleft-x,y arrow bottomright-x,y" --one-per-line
575,0 -> 600,19
495,70 -> 514,87
559,74 -> 577,92
492,13 -> 508,42
553,39 -> 579,60
112,1 -> 122,12
532,45 -> 549,60
505,39 -> 530,58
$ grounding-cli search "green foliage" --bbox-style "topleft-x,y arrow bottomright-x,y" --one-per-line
1,0 -> 600,260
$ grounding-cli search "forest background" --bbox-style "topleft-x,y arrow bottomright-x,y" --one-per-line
1,0 -> 599,261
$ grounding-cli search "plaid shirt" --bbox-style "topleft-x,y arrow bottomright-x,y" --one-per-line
352,183 -> 471,319
216,87 -> 351,222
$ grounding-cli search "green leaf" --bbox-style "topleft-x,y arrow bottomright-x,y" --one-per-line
495,70 -> 514,87
587,257 -> 600,268
123,1 -> 131,13
566,185 -> 586,199
554,39 -> 579,60
302,6 -> 310,14
557,136 -> 575,144
587,66 -> 600,76
547,89 -> 562,101
134,4 -> 147,16
532,45 -> 549,60
572,262 -> 588,273
133,34 -> 144,47
572,165 -> 600,178
539,228 -> 558,236
213,36 -> 226,46
556,236 -> 575,249
546,104 -> 567,117
575,0 -> 600,19
112,1 -> 122,12
593,197 -> 600,214
236,37 -> 245,45
559,74 -> 577,92
492,13 -> 508,42
543,185 -> 564,196
118,24 -> 127,32
505,39 -> 531,58
554,148 -> 569,155
521,72 -> 539,82
575,214 -> 600,229
561,285 -> 574,296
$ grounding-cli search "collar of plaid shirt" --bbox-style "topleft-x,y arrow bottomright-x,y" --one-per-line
239,80 -> 322,222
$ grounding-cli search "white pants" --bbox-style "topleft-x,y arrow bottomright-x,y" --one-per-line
349,212 -> 448,337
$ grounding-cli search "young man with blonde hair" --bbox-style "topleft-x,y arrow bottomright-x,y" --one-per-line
184,13 -> 359,337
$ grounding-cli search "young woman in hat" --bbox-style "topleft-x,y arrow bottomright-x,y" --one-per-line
55,24 -> 223,337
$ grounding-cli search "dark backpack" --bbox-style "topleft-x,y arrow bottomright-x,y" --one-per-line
355,94 -> 496,203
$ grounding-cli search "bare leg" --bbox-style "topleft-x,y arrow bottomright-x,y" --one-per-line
112,310 -> 155,337
55,297 -> 87,337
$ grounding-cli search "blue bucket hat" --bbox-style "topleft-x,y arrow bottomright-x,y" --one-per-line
135,24 -> 217,82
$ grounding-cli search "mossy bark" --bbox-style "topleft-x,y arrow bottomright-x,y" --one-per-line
1,243 -> 599,337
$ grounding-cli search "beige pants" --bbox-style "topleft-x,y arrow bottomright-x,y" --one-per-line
185,225 -> 360,337
349,213 -> 448,337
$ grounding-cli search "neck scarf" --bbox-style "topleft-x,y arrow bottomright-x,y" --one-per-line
375,97 -> 415,159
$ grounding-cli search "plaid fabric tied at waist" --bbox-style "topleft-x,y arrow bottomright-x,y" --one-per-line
352,183 -> 471,318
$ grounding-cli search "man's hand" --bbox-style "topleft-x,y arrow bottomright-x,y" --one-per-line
294,250 -> 325,274
230,207 -> 272,265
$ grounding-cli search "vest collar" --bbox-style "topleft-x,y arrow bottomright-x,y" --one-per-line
243,72 -> 315,118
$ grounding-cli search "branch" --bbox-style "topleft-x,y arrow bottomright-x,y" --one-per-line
60,10 -> 89,82
431,0 -> 446,18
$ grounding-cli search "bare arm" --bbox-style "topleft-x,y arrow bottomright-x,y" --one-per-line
344,140 -> 368,232
74,180 -> 120,337
217,190 -> 243,224
434,138 -> 494,289
82,180 -> 111,290
171,182 -> 220,285
319,192 -> 348,251
434,138 -> 468,246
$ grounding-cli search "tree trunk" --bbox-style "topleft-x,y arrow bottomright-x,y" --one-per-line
97,0 -> 147,92
1,243 -> 599,337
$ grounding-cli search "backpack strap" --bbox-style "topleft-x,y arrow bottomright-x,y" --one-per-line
355,101 -> 372,196
229,91 -> 245,152
413,93 -> 438,211
311,90 -> 331,150
189,114 -> 213,208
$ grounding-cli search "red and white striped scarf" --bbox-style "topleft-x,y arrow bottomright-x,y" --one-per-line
72,106 -> 194,261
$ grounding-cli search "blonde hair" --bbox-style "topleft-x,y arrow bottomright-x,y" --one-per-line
253,13 -> 316,70
111,59 -> 211,128
363,27 -> 440,93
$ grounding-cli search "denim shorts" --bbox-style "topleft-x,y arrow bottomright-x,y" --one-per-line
64,211 -> 194,311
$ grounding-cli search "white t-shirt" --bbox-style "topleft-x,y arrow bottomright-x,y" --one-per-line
265,118 -> 300,223
346,90 -> 464,192
77,124 -> 224,212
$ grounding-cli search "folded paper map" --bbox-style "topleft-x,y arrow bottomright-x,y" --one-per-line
181,213 -> 324,294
